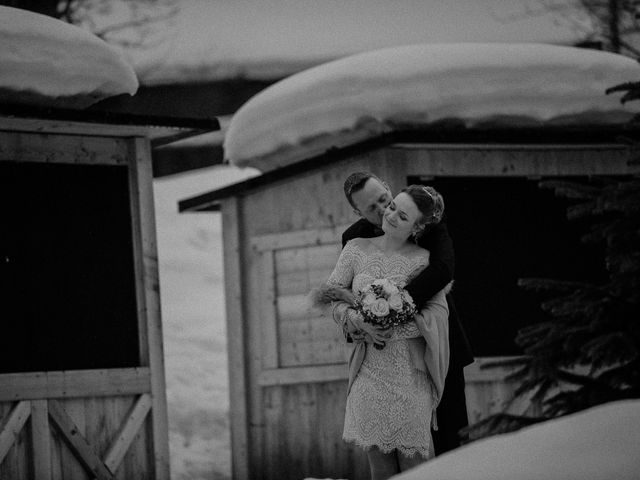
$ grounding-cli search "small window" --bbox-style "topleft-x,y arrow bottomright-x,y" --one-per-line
413,176 -> 608,357
1,162 -> 140,373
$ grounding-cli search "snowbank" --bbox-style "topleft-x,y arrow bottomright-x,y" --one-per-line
224,43 -> 640,172
0,6 -> 138,108
393,400 -> 640,480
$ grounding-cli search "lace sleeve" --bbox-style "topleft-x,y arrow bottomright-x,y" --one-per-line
324,241 -> 359,341
326,240 -> 358,288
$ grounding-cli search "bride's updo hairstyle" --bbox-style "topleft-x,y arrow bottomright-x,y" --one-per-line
401,185 -> 445,229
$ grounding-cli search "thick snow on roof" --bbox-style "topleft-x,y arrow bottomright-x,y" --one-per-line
394,400 -> 640,480
0,6 -> 138,109
224,43 -> 640,171
126,0 -> 597,86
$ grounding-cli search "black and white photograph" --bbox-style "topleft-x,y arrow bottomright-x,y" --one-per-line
1,1 -> 639,479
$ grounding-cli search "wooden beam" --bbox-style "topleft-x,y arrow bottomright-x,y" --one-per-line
221,197 -> 251,480
47,400 -> 113,480
128,138 -> 150,369
250,224 -> 351,252
0,401 -> 31,465
0,368 -> 151,402
0,130 -> 128,165
0,115 -> 203,144
261,251 -> 279,370
103,394 -> 152,475
30,400 -> 51,480
131,137 -> 170,480
399,144 -> 638,177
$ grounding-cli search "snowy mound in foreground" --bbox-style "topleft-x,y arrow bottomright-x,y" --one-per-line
394,400 -> 640,480
0,6 -> 138,108
224,43 -> 640,172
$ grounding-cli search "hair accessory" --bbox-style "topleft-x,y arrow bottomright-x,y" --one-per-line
421,186 -> 435,201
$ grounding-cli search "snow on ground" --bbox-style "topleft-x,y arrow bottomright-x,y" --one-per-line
0,6 -> 137,108
153,165 -> 258,480
394,400 -> 640,480
224,43 -> 640,171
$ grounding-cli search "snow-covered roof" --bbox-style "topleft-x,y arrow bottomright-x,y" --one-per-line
124,0 -> 598,86
394,400 -> 640,480
224,43 -> 640,172
0,6 -> 138,109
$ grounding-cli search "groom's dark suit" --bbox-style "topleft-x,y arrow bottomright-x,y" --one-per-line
342,218 -> 474,455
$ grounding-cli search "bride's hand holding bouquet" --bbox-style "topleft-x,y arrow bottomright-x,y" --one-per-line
353,278 -> 416,349
313,278 -> 416,349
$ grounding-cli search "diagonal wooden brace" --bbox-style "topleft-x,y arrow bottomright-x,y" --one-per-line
0,401 -> 31,465
104,393 -> 152,475
48,399 -> 114,480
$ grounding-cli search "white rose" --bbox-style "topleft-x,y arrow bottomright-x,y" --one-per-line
387,293 -> 403,311
361,293 -> 377,306
370,298 -> 390,317
382,282 -> 399,296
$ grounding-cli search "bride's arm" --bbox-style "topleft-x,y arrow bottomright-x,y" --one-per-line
319,241 -> 358,340
320,241 -> 387,345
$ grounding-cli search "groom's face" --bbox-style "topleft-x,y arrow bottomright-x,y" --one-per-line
351,178 -> 393,227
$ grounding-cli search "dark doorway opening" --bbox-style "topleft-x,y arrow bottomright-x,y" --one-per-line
1,162 -> 140,373
412,176 -> 608,357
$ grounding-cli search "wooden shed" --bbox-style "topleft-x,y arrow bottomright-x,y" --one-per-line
179,124 -> 640,480
0,104 -> 218,480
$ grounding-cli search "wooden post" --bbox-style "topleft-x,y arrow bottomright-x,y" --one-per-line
30,400 -> 51,480
222,197 -> 251,480
131,137 -> 170,480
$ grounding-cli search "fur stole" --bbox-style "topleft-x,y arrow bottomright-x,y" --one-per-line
309,283 -> 356,309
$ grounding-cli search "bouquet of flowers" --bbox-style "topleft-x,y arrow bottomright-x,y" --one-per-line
355,279 -> 416,348
310,278 -> 416,349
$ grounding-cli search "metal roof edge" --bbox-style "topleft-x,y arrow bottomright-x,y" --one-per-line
0,101 -> 220,131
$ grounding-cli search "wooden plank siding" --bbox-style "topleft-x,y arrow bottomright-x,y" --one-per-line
397,143 -> 634,178
0,128 -> 169,479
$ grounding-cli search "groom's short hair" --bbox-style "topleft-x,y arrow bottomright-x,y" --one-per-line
343,171 -> 384,209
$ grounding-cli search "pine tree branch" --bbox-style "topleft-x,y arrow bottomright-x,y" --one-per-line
517,278 -> 593,292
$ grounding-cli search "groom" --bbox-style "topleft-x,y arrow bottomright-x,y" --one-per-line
340,171 -> 474,455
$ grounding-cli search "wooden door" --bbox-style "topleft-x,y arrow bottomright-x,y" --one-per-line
0,127 -> 168,480
231,224 -> 369,480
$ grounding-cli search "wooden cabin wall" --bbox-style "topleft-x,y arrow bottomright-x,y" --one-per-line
223,142 -> 639,480
0,126 -> 168,480
224,150 -> 394,480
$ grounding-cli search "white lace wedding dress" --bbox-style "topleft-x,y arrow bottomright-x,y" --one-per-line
327,237 -> 436,458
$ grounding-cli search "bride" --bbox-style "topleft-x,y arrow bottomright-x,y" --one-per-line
323,185 -> 450,480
